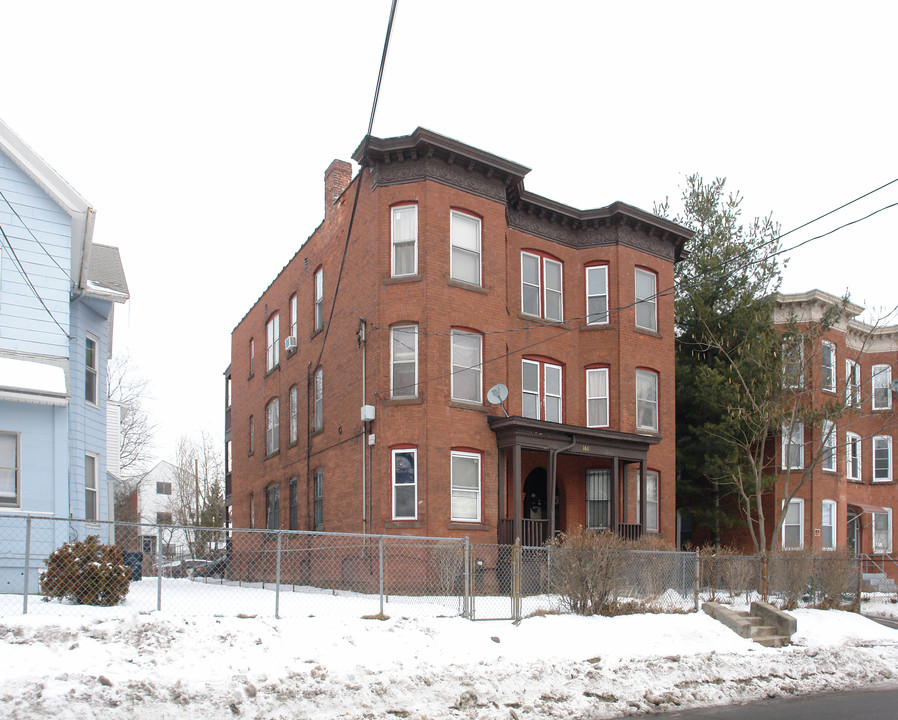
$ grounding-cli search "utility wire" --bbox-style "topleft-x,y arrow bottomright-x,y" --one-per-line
0,188 -> 72,282
0,222 -> 71,338
312,0 -> 398,373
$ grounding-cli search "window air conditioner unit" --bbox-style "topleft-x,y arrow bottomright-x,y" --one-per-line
284,336 -> 297,352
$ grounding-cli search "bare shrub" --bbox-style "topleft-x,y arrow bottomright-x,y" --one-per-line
549,527 -> 629,616
429,541 -> 464,596
813,553 -> 858,610
768,549 -> 815,609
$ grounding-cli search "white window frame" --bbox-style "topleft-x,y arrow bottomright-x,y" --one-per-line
872,364 -> 892,411
391,204 -> 418,277
450,450 -> 481,522
0,431 -> 21,508
390,325 -> 418,398
266,312 -> 280,372
85,334 -> 99,406
586,367 -> 609,428
585,265 -> 609,325
290,294 -> 298,341
873,435 -> 892,482
313,468 -> 324,530
821,340 -> 836,393
520,252 -> 541,317
846,359 -> 860,406
846,432 -> 861,481
519,252 -> 563,322
249,339 -> 254,377
637,470 -> 660,533
289,385 -> 298,445
449,211 -> 481,286
313,368 -> 323,431
634,268 -> 657,331
522,359 -> 562,423
821,499 -> 836,551
782,498 -> 804,550
781,337 -> 804,388
781,422 -> 804,470
85,452 -> 99,523
821,420 -> 836,473
635,369 -> 658,431
450,329 -> 482,404
266,397 -> 279,455
586,469 -> 610,529
873,508 -> 892,554
391,448 -> 417,520
314,268 -> 324,332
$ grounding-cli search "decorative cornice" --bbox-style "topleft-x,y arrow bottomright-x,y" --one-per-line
370,156 -> 507,204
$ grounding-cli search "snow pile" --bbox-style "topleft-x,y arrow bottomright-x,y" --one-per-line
2,584 -> 898,719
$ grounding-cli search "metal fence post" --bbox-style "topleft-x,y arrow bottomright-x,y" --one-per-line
156,526 -> 163,611
275,531 -> 283,619
512,539 -> 522,622
23,516 -> 32,615
378,535 -> 385,617
463,537 -> 470,619
694,551 -> 700,611
546,545 -> 552,595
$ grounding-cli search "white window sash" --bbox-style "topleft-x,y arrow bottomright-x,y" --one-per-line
586,266 -> 609,325
873,435 -> 893,482
782,498 -> 804,550
391,205 -> 418,277
450,451 -> 481,522
821,341 -> 835,392
450,211 -> 481,286
781,422 -> 804,470
391,449 -> 417,520
391,325 -> 418,398
520,252 -> 541,317
586,368 -> 609,428
821,421 -> 836,472
846,433 -> 861,480
451,330 -> 482,403
872,365 -> 892,410
636,370 -> 658,431
543,258 -> 563,322
634,269 -> 657,331
821,500 -> 836,550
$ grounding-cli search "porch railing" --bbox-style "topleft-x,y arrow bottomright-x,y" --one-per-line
497,519 -> 644,545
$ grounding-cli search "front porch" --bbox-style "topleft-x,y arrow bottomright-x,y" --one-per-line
489,416 -> 660,546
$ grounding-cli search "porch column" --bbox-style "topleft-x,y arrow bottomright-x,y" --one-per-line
638,458 -> 647,534
610,455 -> 618,531
513,443 -> 522,543
548,449 -> 557,539
498,448 -> 507,521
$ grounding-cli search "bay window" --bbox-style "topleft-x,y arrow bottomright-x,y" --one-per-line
450,329 -> 482,403
586,367 -> 609,427
635,369 -> 658,431
520,251 -> 563,321
873,364 -> 892,410
634,268 -> 657,331
392,204 -> 418,277
585,265 -> 609,325
522,358 -> 562,423
391,325 -> 418,398
781,422 -> 804,470
450,211 -> 481,286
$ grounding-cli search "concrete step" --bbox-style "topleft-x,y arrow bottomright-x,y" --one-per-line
703,601 -> 795,647
754,634 -> 791,648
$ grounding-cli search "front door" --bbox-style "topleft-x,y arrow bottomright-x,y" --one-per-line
847,508 -> 860,556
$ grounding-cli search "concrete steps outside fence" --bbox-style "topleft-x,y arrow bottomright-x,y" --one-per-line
862,572 -> 898,593
702,600 -> 796,648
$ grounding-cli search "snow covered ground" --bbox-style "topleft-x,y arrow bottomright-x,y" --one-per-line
2,580 -> 898,719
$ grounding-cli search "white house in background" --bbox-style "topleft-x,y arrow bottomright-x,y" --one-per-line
135,461 -> 191,558
0,117 -> 129,592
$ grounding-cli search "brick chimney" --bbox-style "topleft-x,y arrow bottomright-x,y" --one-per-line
324,159 -> 352,220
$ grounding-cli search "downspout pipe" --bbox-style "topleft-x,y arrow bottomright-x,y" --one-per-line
548,434 -> 577,540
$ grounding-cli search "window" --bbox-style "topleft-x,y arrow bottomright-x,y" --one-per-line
637,470 -> 659,533
313,368 -> 323,431
634,268 -> 657,331
586,469 -> 610,529
874,435 -> 892,482
249,339 -> 254,377
266,313 -> 280,372
391,325 -> 418,398
586,368 -> 609,428
821,500 -> 836,550
314,267 -> 324,332
450,211 -> 481,286
289,386 -> 298,444
520,252 -> 563,321
85,335 -> 98,405
873,509 -> 892,554
781,337 -> 803,388
289,295 -> 298,343
226,440 -> 232,474
289,477 -> 298,531
635,369 -> 658,431
782,498 -> 804,549
392,204 -> 417,277
85,453 -> 99,523
266,398 -> 279,455
451,451 -> 481,522
392,448 -> 417,520
873,364 -> 892,410
821,341 -> 835,392
266,485 -> 280,531
450,329 -> 482,403
249,416 -> 255,455
313,468 -> 323,530
846,359 -> 860,406
0,432 -> 20,507
586,265 -> 609,325
821,420 -> 836,472
781,422 -> 804,470
846,432 -> 861,481
156,512 -> 172,525
522,359 -> 562,423
156,481 -> 172,495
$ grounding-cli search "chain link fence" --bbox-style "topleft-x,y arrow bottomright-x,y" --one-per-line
0,514 -> 868,620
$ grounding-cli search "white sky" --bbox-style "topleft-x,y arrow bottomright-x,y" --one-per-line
3,0 -> 896,465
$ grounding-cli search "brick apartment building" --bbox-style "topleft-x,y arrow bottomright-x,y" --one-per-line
226,128 -> 691,547
772,291 -> 897,558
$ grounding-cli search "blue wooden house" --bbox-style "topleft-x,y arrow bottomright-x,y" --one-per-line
0,118 -> 129,593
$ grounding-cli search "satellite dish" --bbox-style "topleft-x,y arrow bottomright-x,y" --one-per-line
486,384 -> 509,416
891,379 -> 898,394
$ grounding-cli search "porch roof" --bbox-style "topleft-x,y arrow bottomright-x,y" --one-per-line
848,502 -> 888,515
487,415 -> 660,461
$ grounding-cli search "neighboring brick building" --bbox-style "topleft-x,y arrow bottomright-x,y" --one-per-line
227,128 -> 691,547
770,291 -> 898,558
